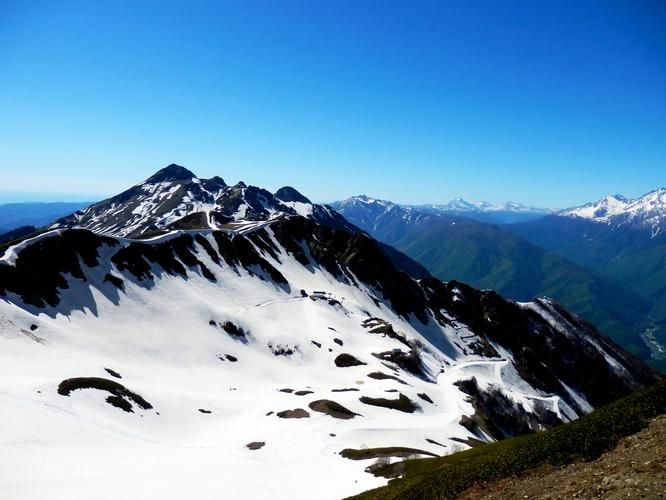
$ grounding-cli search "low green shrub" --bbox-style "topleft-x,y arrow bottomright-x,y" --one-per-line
350,381 -> 666,500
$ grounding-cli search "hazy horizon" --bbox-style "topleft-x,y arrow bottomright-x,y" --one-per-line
0,167 -> 663,210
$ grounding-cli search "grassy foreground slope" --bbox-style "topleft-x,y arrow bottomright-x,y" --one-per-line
350,381 -> 666,500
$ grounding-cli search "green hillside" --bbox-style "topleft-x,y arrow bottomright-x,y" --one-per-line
508,217 -> 666,370
374,217 -> 654,361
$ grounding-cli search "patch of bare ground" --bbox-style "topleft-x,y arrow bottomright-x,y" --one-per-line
457,415 -> 666,499
276,408 -> 310,418
341,447 -> 438,460
309,399 -> 359,419
335,353 -> 366,367
359,393 -> 420,413
57,377 -> 152,413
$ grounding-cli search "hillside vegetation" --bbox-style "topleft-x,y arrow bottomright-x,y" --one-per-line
509,216 -> 666,371
385,217 -> 653,360
350,381 -> 666,500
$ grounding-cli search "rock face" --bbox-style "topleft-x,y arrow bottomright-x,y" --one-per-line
274,186 -> 311,204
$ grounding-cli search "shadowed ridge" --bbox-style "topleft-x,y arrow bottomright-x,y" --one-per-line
275,186 -> 311,204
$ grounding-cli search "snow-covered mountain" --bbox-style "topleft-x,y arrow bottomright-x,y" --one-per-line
422,197 -> 483,213
52,164 -> 355,237
331,195 -> 552,225
418,198 -> 550,215
329,195 -> 431,236
560,188 -> 666,237
0,205 -> 657,497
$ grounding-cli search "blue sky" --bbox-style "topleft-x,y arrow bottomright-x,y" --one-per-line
1,1 -> 664,207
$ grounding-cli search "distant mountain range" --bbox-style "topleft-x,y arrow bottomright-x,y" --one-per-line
0,201 -> 89,232
332,188 -> 666,232
333,189 -> 666,371
336,195 -> 552,224
507,191 -> 666,371
414,198 -> 553,224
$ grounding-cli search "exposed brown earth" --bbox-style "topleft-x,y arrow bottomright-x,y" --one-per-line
308,399 -> 359,419
457,416 -> 666,499
276,408 -> 310,418
246,441 -> 265,450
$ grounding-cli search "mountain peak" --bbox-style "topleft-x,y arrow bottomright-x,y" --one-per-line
644,187 -> 666,198
209,175 -> 226,185
559,188 -> 666,236
274,186 -> 311,204
354,194 -> 392,205
50,167 -> 357,238
347,194 -> 371,202
145,164 -> 196,184
440,198 -> 480,212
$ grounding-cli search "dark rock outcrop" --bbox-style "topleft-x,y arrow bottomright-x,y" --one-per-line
308,399 -> 359,419
274,186 -> 311,204
57,377 -> 152,413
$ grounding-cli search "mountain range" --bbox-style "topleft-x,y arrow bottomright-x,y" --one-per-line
332,190 -> 666,371
0,164 -> 660,499
507,192 -> 666,371
414,199 -> 552,224
342,196 -> 552,224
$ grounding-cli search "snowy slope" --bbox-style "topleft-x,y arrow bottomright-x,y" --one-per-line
560,194 -> 629,220
0,217 -> 656,500
560,188 -> 666,236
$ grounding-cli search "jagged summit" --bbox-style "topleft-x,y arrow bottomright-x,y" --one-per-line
274,186 -> 311,204
145,164 -> 196,183
51,164 -> 355,238
206,175 -> 227,187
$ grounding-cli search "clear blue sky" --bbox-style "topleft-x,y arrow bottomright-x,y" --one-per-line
1,0 -> 664,207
